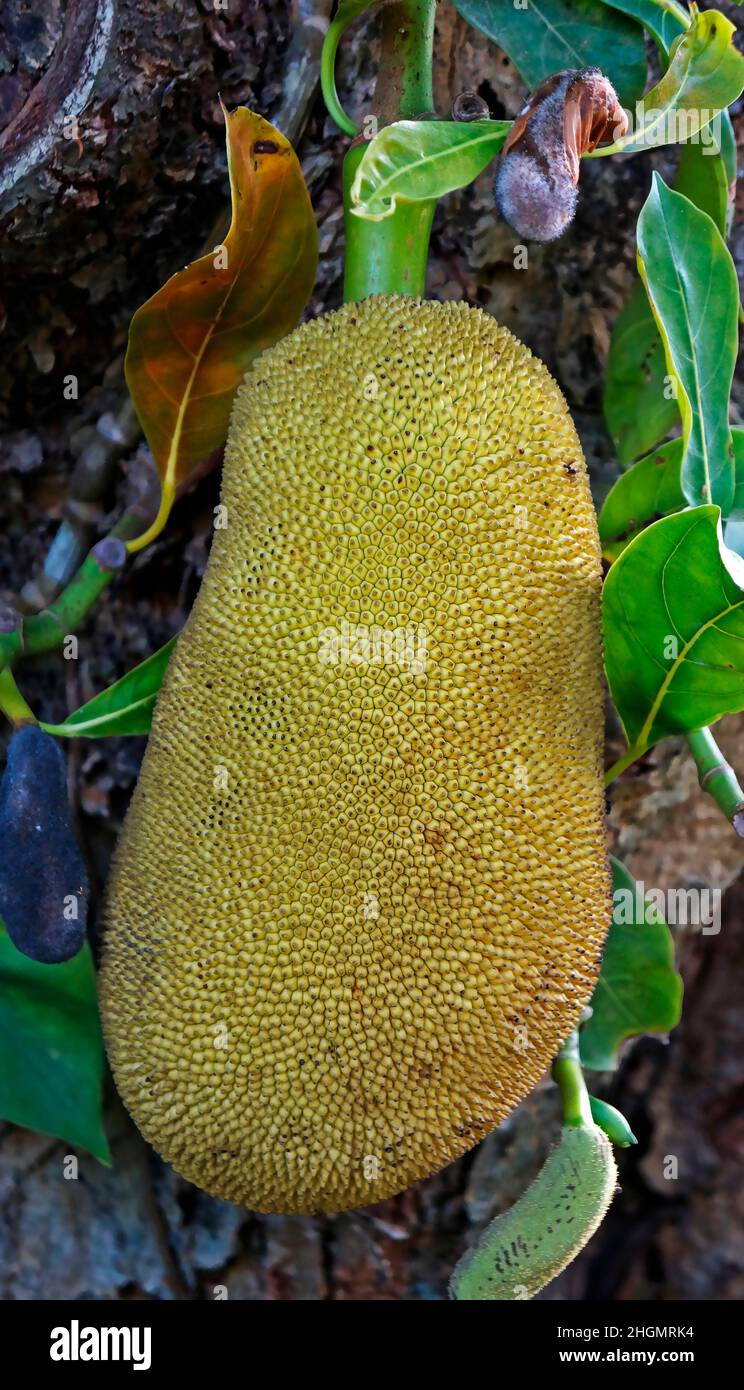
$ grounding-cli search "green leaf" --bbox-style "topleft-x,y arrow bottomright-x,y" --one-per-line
603,285 -> 679,467
454,0 -> 647,107
718,108 -> 737,187
0,925 -> 110,1162
674,129 -> 732,240
603,124 -> 734,467
599,429 -> 744,560
40,635 -> 177,739
637,175 -> 738,514
603,505 -> 744,762
599,439 -> 688,559
591,11 -> 744,157
580,858 -> 682,1071
598,0 -> 686,55
350,119 -> 511,221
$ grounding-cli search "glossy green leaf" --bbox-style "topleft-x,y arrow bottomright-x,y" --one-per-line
637,175 -> 738,513
599,439 -> 688,559
598,0 -> 686,55
580,858 -> 682,1071
0,925 -> 110,1162
350,119 -> 511,221
599,429 -> 744,560
454,0 -> 647,107
591,12 -> 744,157
674,127 -> 733,239
603,505 -> 744,763
603,125 -> 734,466
40,636 -> 177,739
603,285 -> 679,466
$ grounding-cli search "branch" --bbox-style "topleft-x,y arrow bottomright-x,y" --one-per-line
341,0 -> 437,301
686,726 -> 744,837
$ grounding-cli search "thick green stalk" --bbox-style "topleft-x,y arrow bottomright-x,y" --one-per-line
343,148 -> 435,299
376,0 -> 435,127
551,1032 -> 593,1128
342,0 -> 437,302
606,726 -> 744,837
686,726 -> 744,835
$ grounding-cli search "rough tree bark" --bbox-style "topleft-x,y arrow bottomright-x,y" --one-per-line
0,0 -> 742,1299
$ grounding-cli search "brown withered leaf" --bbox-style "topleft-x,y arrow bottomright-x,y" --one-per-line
124,106 -> 318,552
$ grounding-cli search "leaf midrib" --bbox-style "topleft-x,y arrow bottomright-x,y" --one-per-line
632,556 -> 744,749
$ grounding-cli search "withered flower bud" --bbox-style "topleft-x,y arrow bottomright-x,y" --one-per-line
495,68 -> 627,242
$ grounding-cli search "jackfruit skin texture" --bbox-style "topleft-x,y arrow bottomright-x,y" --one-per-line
450,1124 -> 618,1300
101,296 -> 610,1214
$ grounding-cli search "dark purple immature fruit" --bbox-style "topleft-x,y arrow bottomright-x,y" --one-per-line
0,725 -> 87,963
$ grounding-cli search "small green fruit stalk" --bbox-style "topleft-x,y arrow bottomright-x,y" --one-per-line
343,148 -> 434,300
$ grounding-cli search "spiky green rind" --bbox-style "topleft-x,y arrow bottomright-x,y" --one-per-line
450,1124 -> 618,1300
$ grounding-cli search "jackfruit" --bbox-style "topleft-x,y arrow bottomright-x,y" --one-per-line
101,296 -> 609,1214
450,1123 -> 617,1300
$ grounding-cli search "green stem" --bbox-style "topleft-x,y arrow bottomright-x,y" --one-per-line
0,521 -> 137,673
343,148 -> 435,299
604,742 -> 643,787
0,553 -> 111,670
0,668 -> 37,728
340,0 -> 437,302
606,726 -> 744,837
551,1032 -> 593,1128
376,0 -> 435,127
686,726 -> 744,835
320,1 -> 361,137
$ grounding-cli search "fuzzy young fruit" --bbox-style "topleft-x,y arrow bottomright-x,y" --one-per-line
101,296 -> 610,1214
450,1123 -> 618,1300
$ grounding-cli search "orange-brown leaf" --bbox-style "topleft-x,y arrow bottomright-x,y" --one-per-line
125,107 -> 318,551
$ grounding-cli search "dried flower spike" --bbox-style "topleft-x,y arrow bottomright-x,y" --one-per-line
495,68 -> 628,243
